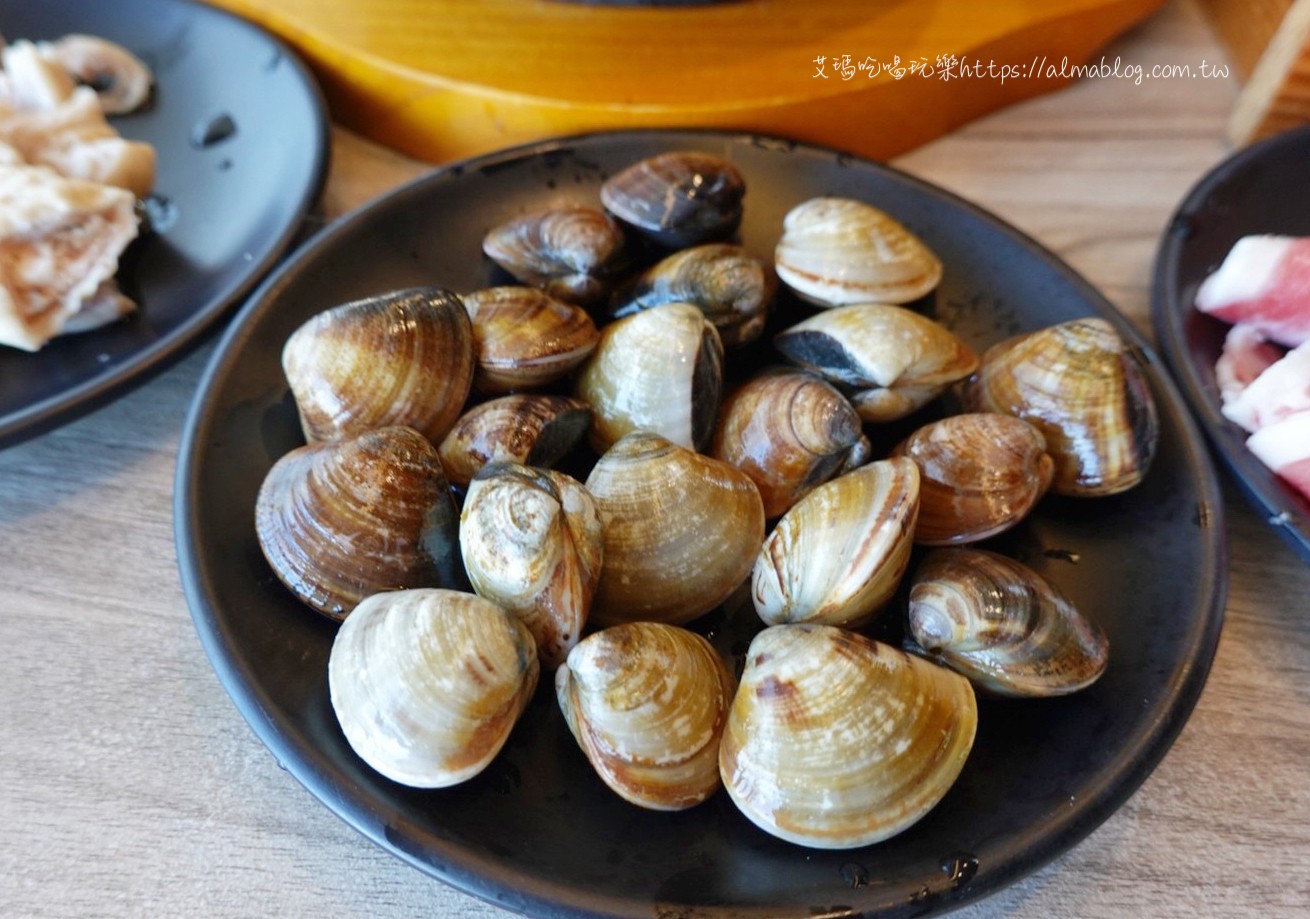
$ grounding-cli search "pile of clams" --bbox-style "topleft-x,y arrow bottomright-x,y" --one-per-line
253,149 -> 1155,851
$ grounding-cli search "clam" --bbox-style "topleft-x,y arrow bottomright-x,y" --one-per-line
752,457 -> 919,628
773,303 -> 978,422
907,547 -> 1109,697
609,243 -> 775,348
328,588 -> 538,787
460,463 -> 603,670
891,412 -> 1054,545
719,624 -> 977,849
710,368 -> 871,518
774,197 -> 943,307
557,622 -> 734,810
282,287 -> 475,445
600,151 -> 745,248
964,318 -> 1158,496
481,205 -> 627,306
575,301 -> 724,453
462,287 -> 600,394
437,394 -> 592,490
585,432 -> 765,627
254,426 -> 463,621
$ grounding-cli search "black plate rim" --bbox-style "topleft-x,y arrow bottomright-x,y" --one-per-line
1151,125 -> 1310,563
177,127 -> 1228,918
0,0 -> 331,449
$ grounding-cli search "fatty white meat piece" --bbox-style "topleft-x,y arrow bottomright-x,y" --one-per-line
1215,323 -> 1284,407
1220,336 -> 1310,433
1195,235 -> 1310,348
1247,412 -> 1310,503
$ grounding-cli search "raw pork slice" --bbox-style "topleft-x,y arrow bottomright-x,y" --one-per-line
1215,322 -> 1284,407
1195,235 -> 1310,348
1247,412 -> 1310,503
1221,338 -> 1310,433
0,161 -> 139,351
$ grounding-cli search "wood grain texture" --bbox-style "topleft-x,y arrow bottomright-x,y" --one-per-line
1225,0 -> 1310,142
4,2 -> 1310,917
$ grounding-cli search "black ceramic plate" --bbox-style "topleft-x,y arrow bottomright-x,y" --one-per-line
0,0 -> 328,447
177,130 -> 1226,918
1152,126 -> 1310,563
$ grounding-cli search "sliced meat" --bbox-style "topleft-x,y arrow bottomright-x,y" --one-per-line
1196,235 -> 1310,348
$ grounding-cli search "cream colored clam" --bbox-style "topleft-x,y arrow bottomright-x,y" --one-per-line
460,463 -> 603,670
752,457 -> 919,629
774,197 -> 942,306
719,624 -> 976,849
328,588 -> 539,788
557,622 -> 734,810
462,286 -> 599,393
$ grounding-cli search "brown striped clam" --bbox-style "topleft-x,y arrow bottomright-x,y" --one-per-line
907,548 -> 1109,697
575,301 -> 724,453
585,432 -> 765,627
719,624 -> 977,849
600,151 -> 745,248
328,588 -> 538,787
462,286 -> 599,394
892,412 -> 1054,545
710,368 -> 871,519
774,197 -> 943,307
281,287 -> 475,445
964,317 -> 1158,496
254,426 -> 463,621
773,303 -> 978,422
609,243 -> 775,348
481,205 -> 628,306
460,463 -> 603,670
557,622 -> 734,810
437,394 -> 592,490
751,457 -> 919,629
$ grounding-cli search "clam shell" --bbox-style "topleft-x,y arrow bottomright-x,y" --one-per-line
752,457 -> 919,628
600,151 -> 745,248
891,412 -> 1054,545
575,301 -> 724,452
710,368 -> 871,518
282,287 -> 475,444
773,303 -> 978,422
609,243 -> 775,348
719,624 -> 977,849
907,547 -> 1109,697
460,462 -> 603,670
964,318 -> 1158,496
462,286 -> 599,394
585,432 -> 765,627
481,205 -> 627,305
328,588 -> 539,787
254,426 -> 463,620
556,622 -> 734,810
773,197 -> 943,306
437,394 -> 592,490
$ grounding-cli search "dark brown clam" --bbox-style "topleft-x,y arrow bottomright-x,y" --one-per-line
600,151 -> 745,249
609,243 -> 775,347
282,287 -> 474,445
891,413 -> 1054,545
255,426 -> 463,621
711,368 -> 870,518
481,206 -> 628,306
437,394 -> 593,489
462,287 -> 600,394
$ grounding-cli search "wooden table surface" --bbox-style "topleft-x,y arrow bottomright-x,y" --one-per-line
3,1 -> 1308,916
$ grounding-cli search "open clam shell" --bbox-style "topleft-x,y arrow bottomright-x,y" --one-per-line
556,622 -> 735,810
328,588 -> 539,788
907,547 -> 1109,697
460,462 -> 603,670
585,431 -> 765,627
774,197 -> 943,307
254,425 -> 463,621
462,286 -> 599,394
599,151 -> 745,249
773,303 -> 978,423
752,457 -> 919,628
437,394 -> 592,490
964,317 -> 1158,497
481,205 -> 627,306
282,286 -> 475,444
719,624 -> 977,849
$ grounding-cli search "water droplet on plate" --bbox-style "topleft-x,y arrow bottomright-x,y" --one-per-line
939,851 -> 979,888
838,862 -> 869,889
191,113 -> 237,149
141,194 -> 179,233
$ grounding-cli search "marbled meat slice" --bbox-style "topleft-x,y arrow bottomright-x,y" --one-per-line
1247,412 -> 1310,503
1195,235 -> 1310,348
